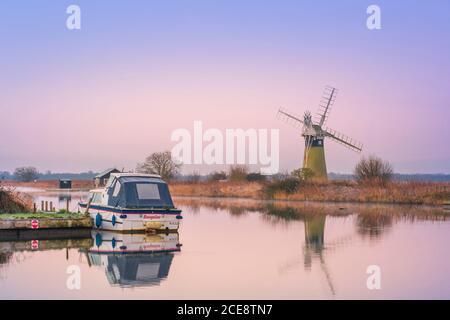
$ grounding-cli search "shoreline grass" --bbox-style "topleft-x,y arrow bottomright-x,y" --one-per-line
0,212 -> 87,220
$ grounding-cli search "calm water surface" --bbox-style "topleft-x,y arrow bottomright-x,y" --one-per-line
0,192 -> 449,299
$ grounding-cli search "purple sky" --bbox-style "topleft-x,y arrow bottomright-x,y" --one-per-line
1,1 -> 449,174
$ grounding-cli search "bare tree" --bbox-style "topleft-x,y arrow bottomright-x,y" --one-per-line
136,151 -> 181,180
14,166 -> 39,182
354,156 -> 393,186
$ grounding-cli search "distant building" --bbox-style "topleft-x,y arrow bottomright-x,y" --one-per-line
94,168 -> 120,187
59,179 -> 72,189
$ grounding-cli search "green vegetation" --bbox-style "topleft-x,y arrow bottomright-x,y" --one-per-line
246,172 -> 266,182
291,168 -> 315,181
0,212 -> 86,220
208,171 -> 227,182
263,167 -> 317,198
263,178 -> 302,198
228,165 -> 248,182
228,166 -> 267,182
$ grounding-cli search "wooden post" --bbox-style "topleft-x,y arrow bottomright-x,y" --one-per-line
45,201 -> 48,212
41,201 -> 44,211
66,198 -> 70,213
50,201 -> 53,212
33,203 -> 36,213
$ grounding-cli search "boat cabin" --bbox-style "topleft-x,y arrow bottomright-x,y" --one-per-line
91,173 -> 175,209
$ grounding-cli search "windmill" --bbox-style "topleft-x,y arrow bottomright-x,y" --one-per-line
277,86 -> 363,179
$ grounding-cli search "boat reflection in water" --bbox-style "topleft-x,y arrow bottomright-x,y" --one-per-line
87,231 -> 181,287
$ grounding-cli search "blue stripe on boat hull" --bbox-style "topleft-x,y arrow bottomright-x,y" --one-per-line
79,203 -> 181,215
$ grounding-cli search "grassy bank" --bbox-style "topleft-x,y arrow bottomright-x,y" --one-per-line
0,212 -> 87,220
170,180 -> 450,206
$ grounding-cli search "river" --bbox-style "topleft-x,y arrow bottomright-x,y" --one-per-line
0,191 -> 449,299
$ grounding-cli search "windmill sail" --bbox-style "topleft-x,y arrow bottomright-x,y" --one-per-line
324,127 -> 363,152
315,86 -> 338,127
277,108 -> 304,129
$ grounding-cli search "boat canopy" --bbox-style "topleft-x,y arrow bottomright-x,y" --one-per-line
106,176 -> 174,209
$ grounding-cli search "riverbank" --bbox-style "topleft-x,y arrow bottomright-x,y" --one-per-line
3,178 -> 450,206
0,212 -> 92,230
170,180 -> 450,206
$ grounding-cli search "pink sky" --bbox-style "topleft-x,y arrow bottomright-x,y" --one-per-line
1,1 -> 449,174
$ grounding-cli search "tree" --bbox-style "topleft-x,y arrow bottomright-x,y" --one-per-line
354,156 -> 393,186
136,151 -> 181,180
14,166 -> 39,182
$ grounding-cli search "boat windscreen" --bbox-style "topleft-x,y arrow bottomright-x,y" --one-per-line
121,181 -> 174,208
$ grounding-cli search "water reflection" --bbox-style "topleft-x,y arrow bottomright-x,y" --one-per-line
0,193 -> 449,299
0,232 -> 92,279
176,197 -> 449,297
86,231 -> 181,287
0,228 -> 180,289
30,191 -> 87,212
177,197 -> 448,233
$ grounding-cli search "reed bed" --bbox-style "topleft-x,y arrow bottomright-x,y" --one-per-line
0,185 -> 32,213
170,180 -> 450,206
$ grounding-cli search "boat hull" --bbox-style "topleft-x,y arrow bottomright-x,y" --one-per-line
79,203 -> 182,232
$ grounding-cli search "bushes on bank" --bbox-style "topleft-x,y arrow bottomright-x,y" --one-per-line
0,187 -> 29,213
354,156 -> 393,186
263,178 -> 302,198
228,165 -> 248,182
291,168 -> 315,181
208,171 -> 228,182
246,173 -> 266,182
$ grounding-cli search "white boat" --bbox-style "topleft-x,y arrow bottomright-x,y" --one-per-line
79,173 -> 182,232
